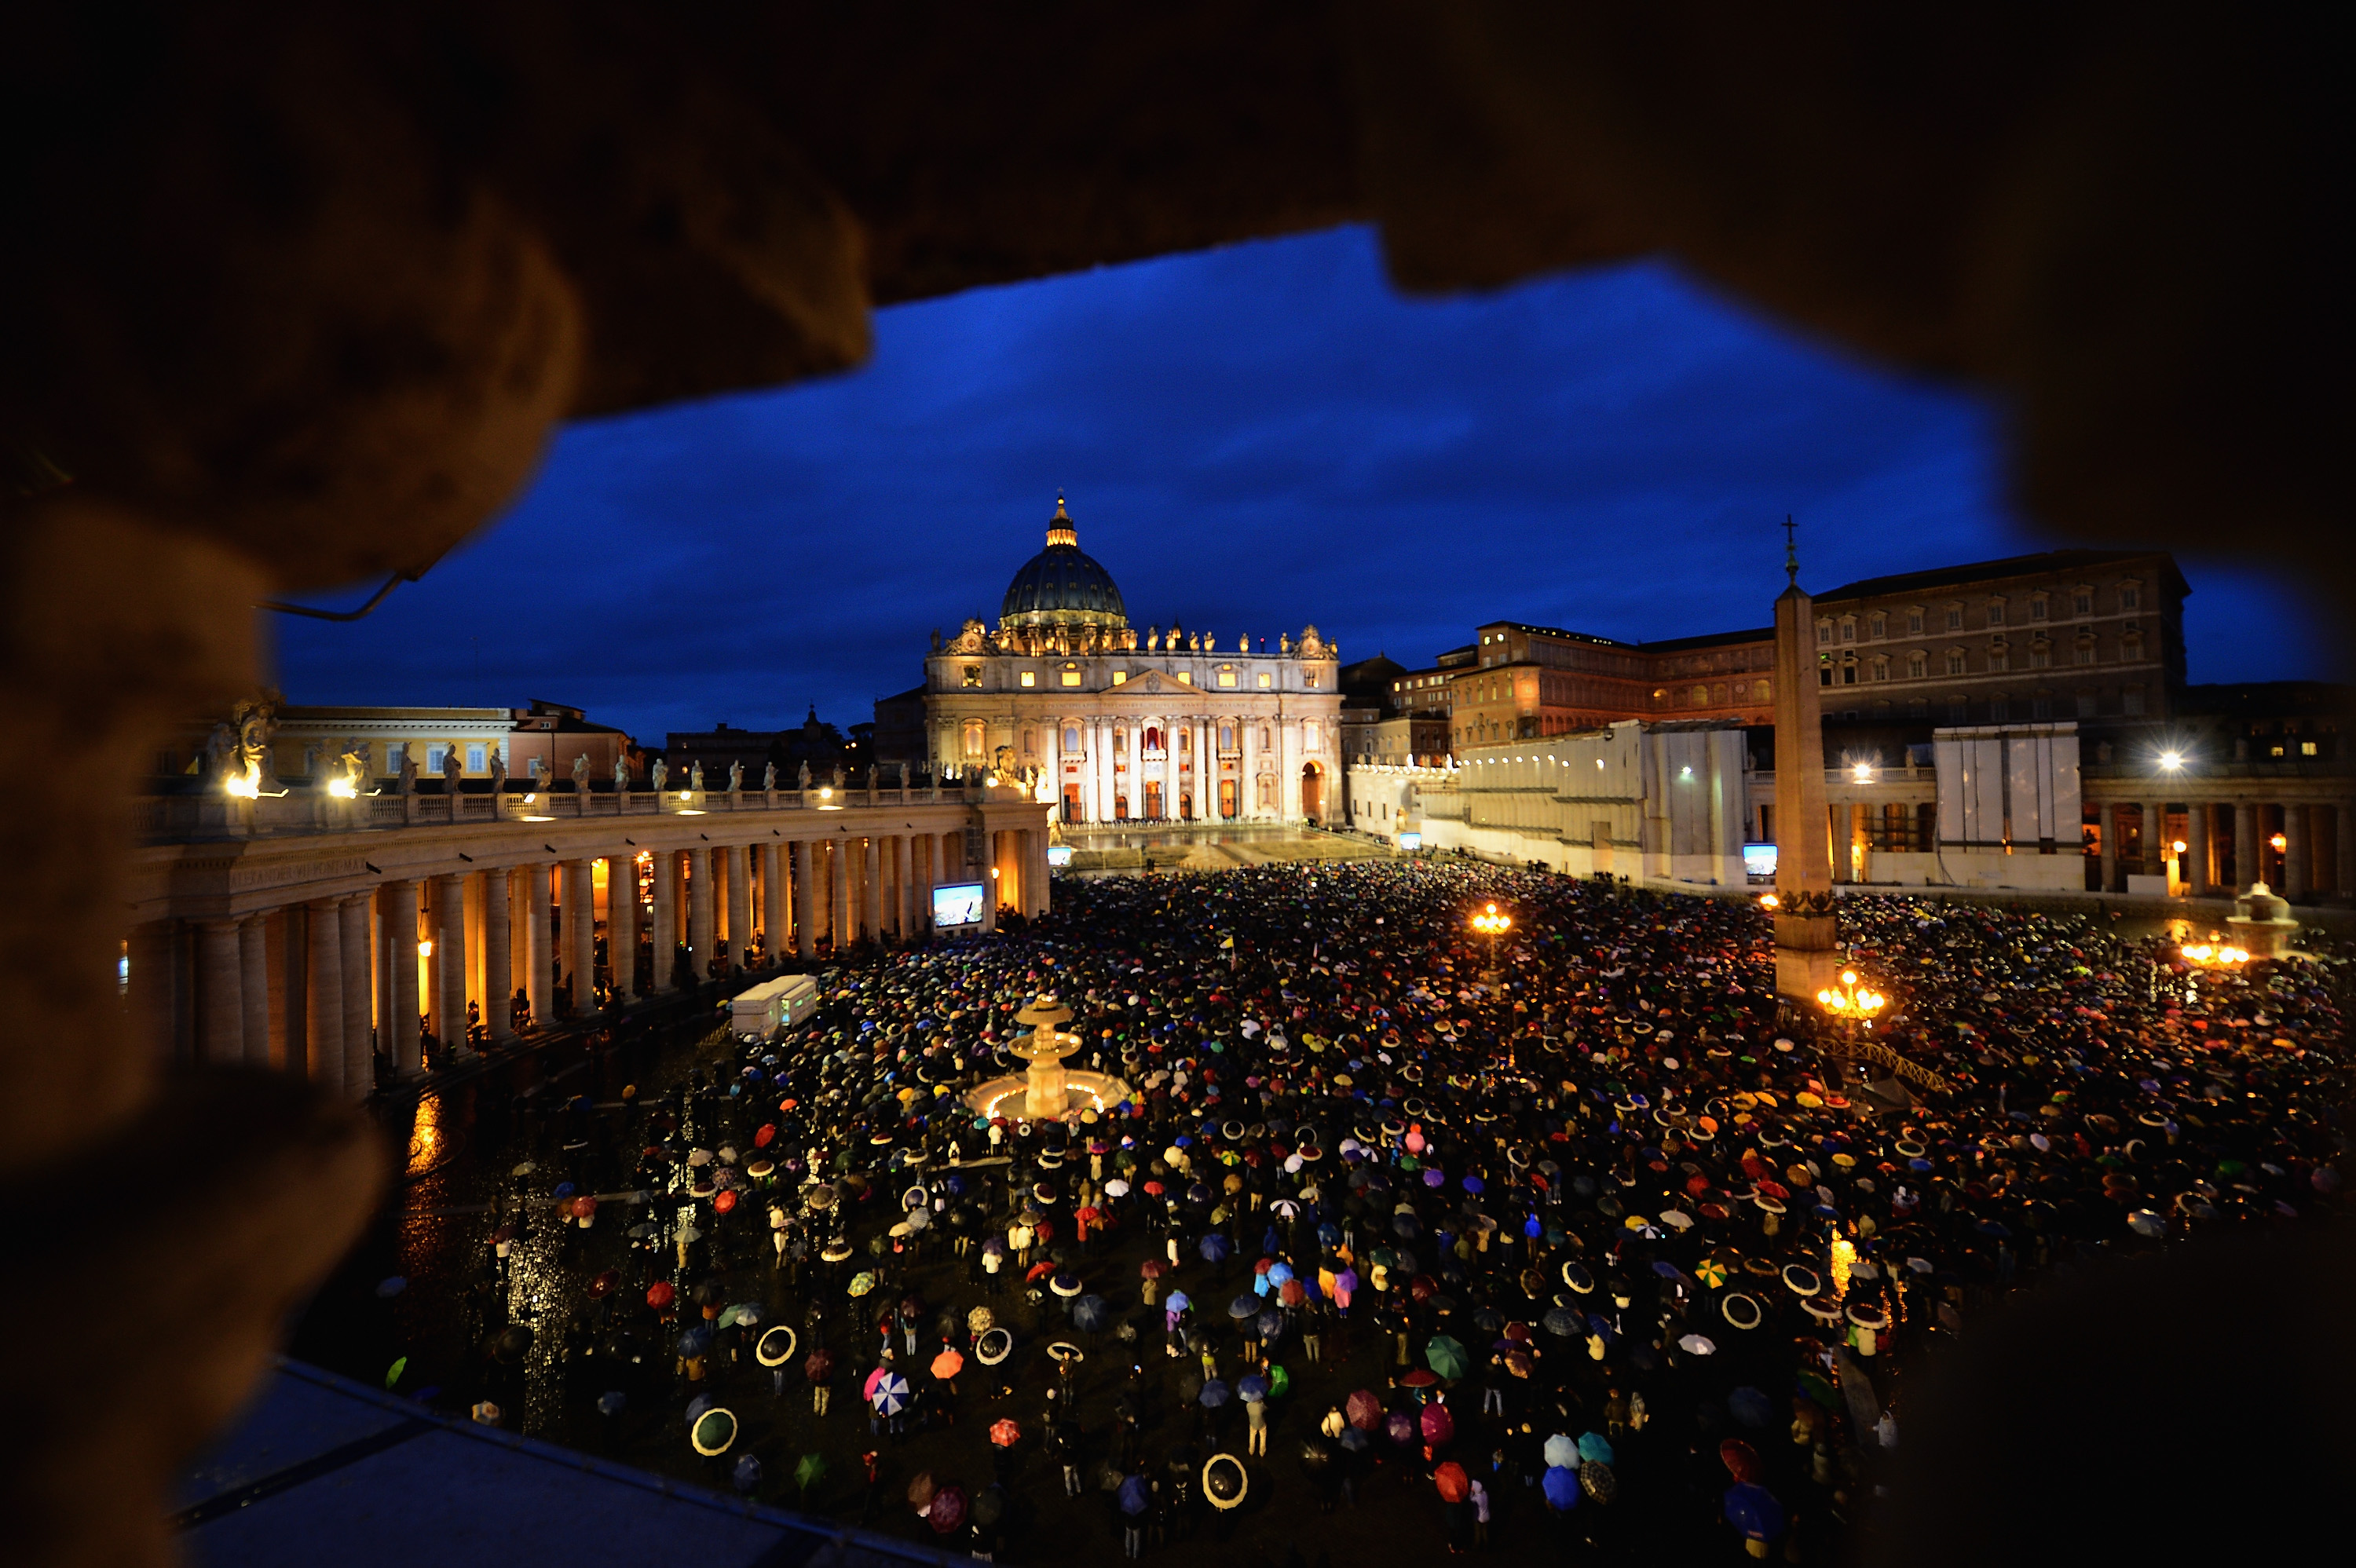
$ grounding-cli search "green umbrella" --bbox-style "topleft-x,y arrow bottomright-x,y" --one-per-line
384,1356 -> 408,1391
849,1272 -> 876,1296
1425,1334 -> 1471,1380
691,1407 -> 738,1457
1268,1363 -> 1290,1399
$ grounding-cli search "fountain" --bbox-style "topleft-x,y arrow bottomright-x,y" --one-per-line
967,993 -> 1133,1123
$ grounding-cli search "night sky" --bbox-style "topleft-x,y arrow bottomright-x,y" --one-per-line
270,225 -> 2328,745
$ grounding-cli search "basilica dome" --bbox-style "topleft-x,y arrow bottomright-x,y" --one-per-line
998,495 -> 1129,630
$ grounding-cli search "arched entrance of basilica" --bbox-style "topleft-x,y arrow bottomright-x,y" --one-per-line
1301,762 -> 1324,823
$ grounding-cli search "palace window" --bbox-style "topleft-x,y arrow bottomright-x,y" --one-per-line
1906,609 -> 1925,636
1063,726 -> 1080,751
1989,693 -> 2010,722
1816,622 -> 1833,645
426,744 -> 447,774
962,665 -> 982,688
2029,595 -> 2049,621
1019,670 -> 1036,687
1691,684 -> 1709,705
1179,729 -> 1191,755
1948,697 -> 1969,722
1987,598 -> 2006,627
1945,605 -> 1964,630
1988,644 -> 2009,672
2030,642 -> 2051,670
1871,655 -> 1890,682
2032,693 -> 2054,719
1839,618 -> 1856,643
1216,667 -> 1238,688
2123,685 -> 2146,716
1908,699 -> 1930,718
1945,649 -> 1966,676
1869,612 -> 1887,639
2120,583 -> 2141,612
2072,589 -> 2093,617
2074,641 -> 2095,666
1907,652 -> 1928,679
2122,633 -> 2144,661
961,722 -> 985,758
1754,680 -> 1772,700
466,744 -> 486,773
2076,690 -> 2097,717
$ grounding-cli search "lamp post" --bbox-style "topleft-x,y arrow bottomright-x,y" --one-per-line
1469,901 -> 1514,1068
1814,967 -> 1886,1087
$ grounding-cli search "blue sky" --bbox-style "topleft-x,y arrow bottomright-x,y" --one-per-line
271,225 -> 2328,743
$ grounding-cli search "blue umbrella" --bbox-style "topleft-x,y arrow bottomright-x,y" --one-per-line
598,1391 -> 627,1416
1462,1175 -> 1484,1194
872,1371 -> 912,1416
1318,1222 -> 1341,1247
1165,1290 -> 1191,1315
1725,1482 -> 1786,1542
1200,1379 -> 1232,1408
1119,1475 -> 1152,1516
1577,1431 -> 1615,1465
1586,1313 -> 1616,1343
1542,1465 -> 1582,1511
678,1328 -> 713,1358
1727,1387 -> 1774,1430
1230,1294 -> 1261,1320
1071,1295 -> 1111,1332
1256,1307 -> 1285,1341
1200,1234 -> 1232,1263
1237,1374 -> 1270,1404
1266,1262 -> 1294,1287
733,1453 -> 763,1494
1541,1307 -> 1582,1338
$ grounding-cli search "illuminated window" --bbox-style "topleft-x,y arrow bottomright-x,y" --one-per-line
1257,672 -> 1272,689
1217,667 -> 1237,687
1019,671 -> 1036,687
426,744 -> 447,774
1060,668 -> 1081,687
1177,671 -> 1192,685
1111,670 -> 1127,685
465,744 -> 486,773
1143,726 -> 1164,751
961,721 -> 985,757
962,665 -> 982,688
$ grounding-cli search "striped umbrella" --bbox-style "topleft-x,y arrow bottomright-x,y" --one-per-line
871,1370 -> 913,1416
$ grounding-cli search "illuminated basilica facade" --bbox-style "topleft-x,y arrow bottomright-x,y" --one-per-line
915,497 -> 1342,824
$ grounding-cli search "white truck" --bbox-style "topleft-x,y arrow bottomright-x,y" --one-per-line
730,974 -> 819,1040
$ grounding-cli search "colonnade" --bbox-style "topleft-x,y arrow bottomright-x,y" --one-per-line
2089,796 -> 2356,898
128,811 -> 1055,1099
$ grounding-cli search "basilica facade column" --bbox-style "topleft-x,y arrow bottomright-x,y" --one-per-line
339,895 -> 371,1095
306,897 -> 346,1095
726,843 -> 752,967
792,840 -> 815,958
686,846 -> 714,985
650,850 -> 678,991
386,879 -> 420,1071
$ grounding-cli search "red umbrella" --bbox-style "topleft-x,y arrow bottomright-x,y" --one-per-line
1409,1274 -> 1438,1303
714,1189 -> 740,1215
1143,1181 -> 1166,1196
646,1281 -> 675,1310
1346,1389 -> 1383,1431
1255,1257 -> 1275,1276
1279,1279 -> 1307,1307
1140,1259 -> 1167,1279
1502,1321 -> 1532,1342
1401,1368 -> 1440,1389
1026,1261 -> 1056,1282
931,1347 -> 965,1380
928,1485 -> 968,1533
1720,1438 -> 1763,1482
1421,1402 -> 1455,1445
1434,1460 -> 1470,1502
587,1269 -> 619,1299
990,1417 -> 1022,1448
803,1348 -> 835,1383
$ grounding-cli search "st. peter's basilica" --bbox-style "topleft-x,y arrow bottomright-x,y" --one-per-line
891,496 -> 1342,824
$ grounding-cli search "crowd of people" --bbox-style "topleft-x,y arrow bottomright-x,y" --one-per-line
391,857 -> 2349,1564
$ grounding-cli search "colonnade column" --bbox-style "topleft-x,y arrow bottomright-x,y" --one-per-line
829,835 -> 851,949
792,841 -> 815,959
481,870 -> 514,1040
526,864 -> 554,1020
386,879 -> 420,1073
648,850 -> 676,991
865,836 -> 886,941
2186,803 -> 2211,896
726,843 -> 752,968
2097,802 -> 2117,892
2234,802 -> 2259,890
2142,799 -> 2167,880
306,897 -> 346,1096
128,923 -> 176,1069
2340,803 -> 2356,903
339,895 -> 371,1095
434,873 -> 468,1051
761,842 -> 785,964
2284,804 -> 2310,901
686,846 -> 714,985
607,853 -> 637,1002
197,918 -> 243,1066
563,859 -> 594,1010
238,914 -> 271,1067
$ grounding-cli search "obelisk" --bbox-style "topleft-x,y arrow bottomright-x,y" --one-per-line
1772,520 -> 1841,1002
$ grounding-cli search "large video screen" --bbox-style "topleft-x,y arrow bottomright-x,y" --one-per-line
1046,844 -> 1074,867
1743,842 -> 1778,879
932,882 -> 986,927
